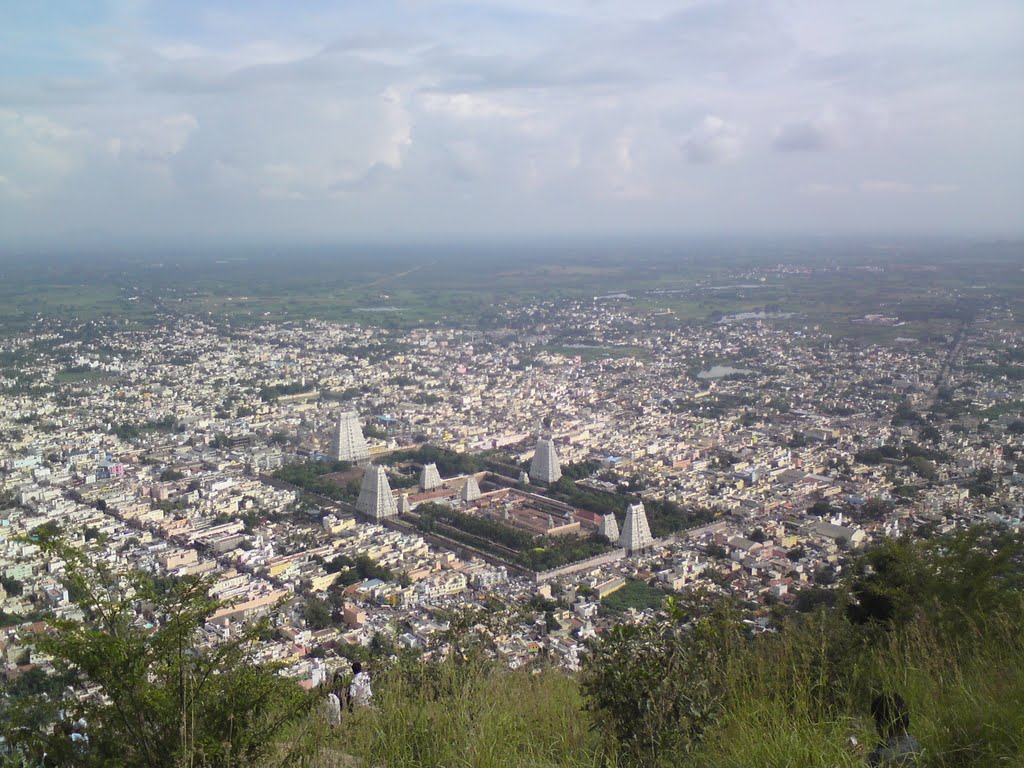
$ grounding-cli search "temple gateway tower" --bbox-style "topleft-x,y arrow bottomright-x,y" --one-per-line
331,410 -> 370,463
529,437 -> 562,484
356,464 -> 398,520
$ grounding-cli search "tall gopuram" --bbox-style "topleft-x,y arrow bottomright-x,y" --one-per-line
529,437 -> 562,484
618,502 -> 653,553
598,512 -> 620,543
461,475 -> 482,502
355,464 -> 398,520
331,410 -> 370,463
397,492 -> 412,515
419,462 -> 443,491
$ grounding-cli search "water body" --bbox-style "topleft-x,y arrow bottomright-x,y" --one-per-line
719,310 -> 795,323
354,306 -> 406,312
698,365 -> 756,379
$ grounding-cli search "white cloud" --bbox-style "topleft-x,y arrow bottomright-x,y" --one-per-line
681,116 -> 744,164
207,88 -> 412,200
446,140 -> 489,180
114,113 -> 199,163
420,92 -> 531,120
860,179 -> 912,193
801,183 -> 846,196
773,115 -> 840,152
0,109 -> 89,198
2,0 -> 1021,240
772,105 -> 890,153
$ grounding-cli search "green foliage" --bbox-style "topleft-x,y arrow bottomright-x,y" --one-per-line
907,455 -> 937,480
272,460 -> 355,502
303,598 -> 333,630
559,459 -> 602,481
522,535 -> 611,572
412,503 -> 611,571
963,465 -> 997,497
581,595 -> 740,765
362,422 -> 389,440
259,381 -> 316,402
320,553 -> 394,585
110,416 -> 183,442
601,579 -> 666,614
549,477 -> 628,517
705,542 -> 727,559
846,525 -> 1024,632
414,502 -> 532,550
855,444 -> 902,465
7,536 -> 315,768
787,544 -> 807,561
571,525 -> 1024,767
378,445 -> 482,477
159,468 -> 185,482
325,654 -> 601,768
891,402 -> 926,427
549,480 -> 715,537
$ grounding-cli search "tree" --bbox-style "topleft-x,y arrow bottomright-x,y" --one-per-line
786,545 -> 806,562
17,535 -> 315,767
860,497 -> 894,521
907,456 -> 937,480
581,595 -> 741,765
302,597 -> 332,630
705,543 -> 727,559
846,526 -> 1024,632
808,499 -> 833,516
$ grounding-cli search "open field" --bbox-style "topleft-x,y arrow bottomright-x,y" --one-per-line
1,238 -> 1021,337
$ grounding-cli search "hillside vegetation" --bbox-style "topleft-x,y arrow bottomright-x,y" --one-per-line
2,526 -> 1022,767
295,525 -> 1024,768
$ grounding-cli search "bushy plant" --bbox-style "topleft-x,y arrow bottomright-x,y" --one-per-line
580,595 -> 741,765
9,536 -> 316,767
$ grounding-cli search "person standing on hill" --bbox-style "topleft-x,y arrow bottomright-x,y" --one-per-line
347,661 -> 373,710
323,672 -> 344,728
868,693 -> 923,766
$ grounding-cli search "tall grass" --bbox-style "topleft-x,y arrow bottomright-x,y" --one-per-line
280,611 -> 1024,768
693,611 -> 1024,768
292,656 -> 606,768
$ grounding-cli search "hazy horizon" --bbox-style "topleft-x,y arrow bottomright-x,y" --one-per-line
2,1 -> 1023,248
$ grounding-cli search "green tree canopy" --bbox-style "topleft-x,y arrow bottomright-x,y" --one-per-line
9,536 -> 315,767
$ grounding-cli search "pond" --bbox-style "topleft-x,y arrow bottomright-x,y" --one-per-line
697,365 -> 756,379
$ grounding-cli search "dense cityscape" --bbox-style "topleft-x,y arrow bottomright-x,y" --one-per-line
2,256 -> 1022,702
4,0 -> 1023,761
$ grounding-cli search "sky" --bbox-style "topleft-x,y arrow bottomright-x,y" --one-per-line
1,0 -> 1022,247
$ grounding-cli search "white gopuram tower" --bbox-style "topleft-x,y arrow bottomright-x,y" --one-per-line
461,475 -> 481,502
419,462 -> 443,491
331,410 -> 370,463
618,502 -> 653,553
598,512 -> 620,543
356,464 -> 398,519
529,438 -> 562,484
397,492 -> 412,515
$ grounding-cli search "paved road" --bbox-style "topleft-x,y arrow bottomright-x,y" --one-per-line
928,319 -> 970,408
